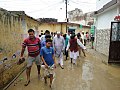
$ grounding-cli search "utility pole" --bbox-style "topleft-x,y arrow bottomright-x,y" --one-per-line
65,0 -> 68,33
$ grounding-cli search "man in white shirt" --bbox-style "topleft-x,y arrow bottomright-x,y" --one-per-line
53,32 -> 65,69
66,34 -> 86,64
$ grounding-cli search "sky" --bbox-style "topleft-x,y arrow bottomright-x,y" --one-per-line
0,0 -> 96,21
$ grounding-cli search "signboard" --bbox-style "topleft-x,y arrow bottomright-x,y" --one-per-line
114,15 -> 120,21
90,25 -> 95,34
80,24 -> 82,29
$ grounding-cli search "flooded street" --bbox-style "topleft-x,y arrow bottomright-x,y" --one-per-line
1,0 -> 120,90
7,49 -> 120,90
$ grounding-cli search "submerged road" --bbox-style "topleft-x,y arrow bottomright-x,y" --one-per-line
7,49 -> 120,90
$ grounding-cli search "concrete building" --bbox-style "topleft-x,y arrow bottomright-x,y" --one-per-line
94,0 -> 120,59
0,9 -> 40,89
37,18 -> 57,23
9,11 -> 40,37
38,22 -> 90,35
68,8 -> 94,26
0,8 -> 25,89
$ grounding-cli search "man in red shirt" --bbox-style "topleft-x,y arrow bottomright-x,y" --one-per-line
20,29 -> 41,86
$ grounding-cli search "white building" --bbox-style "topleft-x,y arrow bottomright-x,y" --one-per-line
94,0 -> 120,62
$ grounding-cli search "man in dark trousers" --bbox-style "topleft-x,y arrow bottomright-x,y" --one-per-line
91,34 -> 94,49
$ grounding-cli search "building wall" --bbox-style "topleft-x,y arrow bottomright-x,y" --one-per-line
38,23 -> 90,34
0,9 -> 25,89
38,23 -> 67,34
54,24 -> 62,32
96,7 -> 118,29
96,0 -> 112,10
25,16 -> 40,37
95,29 -> 110,56
61,24 -> 66,34
0,9 -> 41,89
38,23 -> 60,34
95,7 -> 118,57
0,10 -> 24,59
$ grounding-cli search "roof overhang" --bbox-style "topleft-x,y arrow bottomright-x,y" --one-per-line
94,0 -> 120,16
42,22 -> 90,28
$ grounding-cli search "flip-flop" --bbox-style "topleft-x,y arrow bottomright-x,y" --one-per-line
60,65 -> 64,69
24,80 -> 30,86
49,84 -> 52,88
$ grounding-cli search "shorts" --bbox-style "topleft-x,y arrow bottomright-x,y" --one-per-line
41,64 -> 55,77
70,51 -> 78,60
27,55 -> 41,67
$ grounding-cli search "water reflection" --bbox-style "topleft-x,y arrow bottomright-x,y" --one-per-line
82,60 -> 93,90
82,60 -> 93,81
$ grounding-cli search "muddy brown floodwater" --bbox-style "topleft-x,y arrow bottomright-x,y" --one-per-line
7,49 -> 120,90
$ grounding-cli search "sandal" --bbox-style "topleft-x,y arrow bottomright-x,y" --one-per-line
49,84 -> 52,88
60,65 -> 64,69
24,80 -> 30,86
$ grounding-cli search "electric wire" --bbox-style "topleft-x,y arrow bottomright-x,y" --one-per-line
27,1 -> 64,13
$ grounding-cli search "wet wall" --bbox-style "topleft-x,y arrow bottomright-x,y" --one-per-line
0,8 -> 25,89
95,29 -> 110,57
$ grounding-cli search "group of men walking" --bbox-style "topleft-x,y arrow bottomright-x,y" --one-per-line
19,29 -> 86,88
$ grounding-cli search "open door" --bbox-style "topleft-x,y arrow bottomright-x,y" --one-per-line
68,28 -> 75,34
109,22 -> 120,63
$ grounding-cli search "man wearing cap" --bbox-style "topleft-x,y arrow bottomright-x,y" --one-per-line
53,32 -> 65,69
